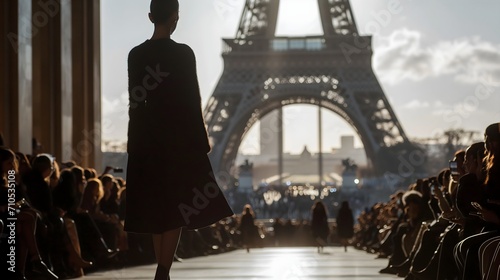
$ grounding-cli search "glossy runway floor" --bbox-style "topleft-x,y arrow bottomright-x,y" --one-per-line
85,247 -> 394,280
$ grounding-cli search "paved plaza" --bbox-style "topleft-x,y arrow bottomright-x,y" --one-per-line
85,247 -> 396,280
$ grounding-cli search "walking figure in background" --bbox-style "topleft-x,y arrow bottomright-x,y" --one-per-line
311,201 -> 330,253
239,204 -> 256,253
125,0 -> 233,279
336,201 -> 355,252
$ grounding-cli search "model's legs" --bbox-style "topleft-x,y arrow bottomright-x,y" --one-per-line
343,239 -> 348,252
152,228 -> 182,280
152,233 -> 162,263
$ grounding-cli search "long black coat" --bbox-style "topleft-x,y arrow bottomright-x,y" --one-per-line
124,38 -> 233,234
311,207 -> 329,241
336,206 -> 354,239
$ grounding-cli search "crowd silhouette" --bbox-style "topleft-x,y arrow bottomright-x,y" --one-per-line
0,138 -> 361,280
356,122 -> 500,280
1,122 -> 498,280
0,143 -> 246,279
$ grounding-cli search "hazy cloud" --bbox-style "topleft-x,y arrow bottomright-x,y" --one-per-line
102,92 -> 129,140
402,100 -> 430,109
102,92 -> 128,116
374,28 -> 500,86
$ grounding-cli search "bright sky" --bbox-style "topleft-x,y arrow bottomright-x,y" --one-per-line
101,0 -> 500,154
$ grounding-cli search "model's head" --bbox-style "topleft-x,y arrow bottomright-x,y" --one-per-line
341,201 -> 349,209
149,0 -> 179,33
243,204 -> 253,215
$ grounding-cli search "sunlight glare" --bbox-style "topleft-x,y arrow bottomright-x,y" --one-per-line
266,252 -> 304,279
275,0 -> 323,36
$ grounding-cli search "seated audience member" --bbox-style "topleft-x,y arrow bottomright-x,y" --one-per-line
116,177 -> 126,189
70,166 -> 86,204
455,123 -> 500,280
48,160 -> 60,190
62,170 -> 118,264
81,178 -> 127,252
414,145 -> 486,280
379,189 -> 430,276
456,142 -> 487,237
15,152 -> 32,178
53,169 -> 93,277
1,148 -> 58,280
53,170 -> 81,215
84,168 -> 95,181
24,154 -> 73,277
100,174 -> 120,215
23,154 -> 55,216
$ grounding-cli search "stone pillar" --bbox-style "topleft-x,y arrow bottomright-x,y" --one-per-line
0,0 -> 33,154
32,0 -> 74,162
60,0 -> 73,161
318,105 -> 323,185
71,0 -> 101,169
1,0 -> 101,169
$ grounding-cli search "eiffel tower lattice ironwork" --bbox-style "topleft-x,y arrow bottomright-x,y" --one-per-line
204,0 -> 418,185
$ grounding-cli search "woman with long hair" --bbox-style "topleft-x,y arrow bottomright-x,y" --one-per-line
311,200 -> 329,253
337,201 -> 355,252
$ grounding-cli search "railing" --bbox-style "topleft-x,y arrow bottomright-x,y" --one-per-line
222,35 -> 370,54
223,36 -> 326,53
270,37 -> 326,51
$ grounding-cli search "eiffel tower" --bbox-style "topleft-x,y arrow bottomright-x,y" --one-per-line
204,0 -> 419,185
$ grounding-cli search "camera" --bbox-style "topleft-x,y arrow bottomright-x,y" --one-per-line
449,161 -> 459,176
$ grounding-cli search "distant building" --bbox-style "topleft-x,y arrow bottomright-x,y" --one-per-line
102,133 -> 367,189
236,135 -> 367,187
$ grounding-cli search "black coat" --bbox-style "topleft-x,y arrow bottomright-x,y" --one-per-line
336,206 -> 354,239
311,208 -> 329,240
124,38 -> 233,234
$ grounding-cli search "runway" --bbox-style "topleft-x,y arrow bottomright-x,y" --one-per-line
84,247 -> 395,280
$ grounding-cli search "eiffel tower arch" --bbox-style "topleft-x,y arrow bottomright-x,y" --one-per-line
204,0 -> 419,185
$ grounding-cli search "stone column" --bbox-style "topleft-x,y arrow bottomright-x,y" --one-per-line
31,0 -> 73,161
71,0 -> 101,169
1,0 -> 101,169
0,0 -> 33,154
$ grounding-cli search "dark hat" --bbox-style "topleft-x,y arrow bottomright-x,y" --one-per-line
485,123 -> 500,141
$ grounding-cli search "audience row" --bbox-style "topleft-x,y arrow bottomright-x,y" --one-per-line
355,122 -> 500,280
0,145 -> 241,280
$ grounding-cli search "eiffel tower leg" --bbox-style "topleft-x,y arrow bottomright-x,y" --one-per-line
278,107 -> 283,187
318,105 -> 323,186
